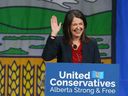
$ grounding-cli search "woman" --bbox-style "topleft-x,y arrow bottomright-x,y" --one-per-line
42,9 -> 101,63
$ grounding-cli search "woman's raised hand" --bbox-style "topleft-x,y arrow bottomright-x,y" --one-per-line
51,16 -> 62,36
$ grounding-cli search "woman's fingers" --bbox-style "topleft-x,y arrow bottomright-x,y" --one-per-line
51,15 -> 61,36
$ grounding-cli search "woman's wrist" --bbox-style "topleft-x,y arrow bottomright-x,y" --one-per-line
50,35 -> 56,39
50,32 -> 57,39
51,32 -> 57,36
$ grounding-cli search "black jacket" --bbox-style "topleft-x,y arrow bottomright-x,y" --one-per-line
42,36 -> 101,63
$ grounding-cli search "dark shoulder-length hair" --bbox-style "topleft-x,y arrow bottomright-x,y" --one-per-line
62,9 -> 89,44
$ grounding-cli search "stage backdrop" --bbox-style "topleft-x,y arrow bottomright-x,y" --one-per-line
116,0 -> 128,96
0,0 -> 112,96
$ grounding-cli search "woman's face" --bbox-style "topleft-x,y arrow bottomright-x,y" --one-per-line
70,17 -> 84,39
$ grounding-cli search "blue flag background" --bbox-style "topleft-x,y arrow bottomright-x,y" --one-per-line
116,0 -> 128,95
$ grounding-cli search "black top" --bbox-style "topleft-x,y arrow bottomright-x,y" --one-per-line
42,36 -> 101,63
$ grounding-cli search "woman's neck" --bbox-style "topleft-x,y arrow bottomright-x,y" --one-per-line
72,36 -> 80,43
72,37 -> 81,49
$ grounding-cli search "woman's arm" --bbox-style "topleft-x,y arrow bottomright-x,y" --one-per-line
42,36 -> 58,61
92,38 -> 101,63
42,16 -> 61,61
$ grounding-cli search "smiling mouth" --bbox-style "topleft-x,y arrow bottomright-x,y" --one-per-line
74,28 -> 83,33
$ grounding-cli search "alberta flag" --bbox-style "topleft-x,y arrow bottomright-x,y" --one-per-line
91,71 -> 104,79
